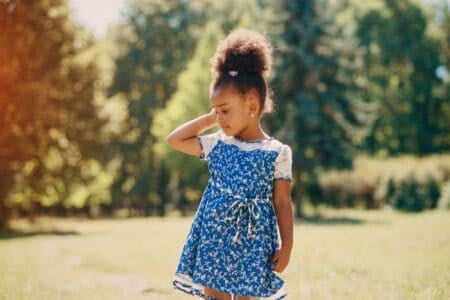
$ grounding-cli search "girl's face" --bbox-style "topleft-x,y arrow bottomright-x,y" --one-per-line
210,85 -> 258,137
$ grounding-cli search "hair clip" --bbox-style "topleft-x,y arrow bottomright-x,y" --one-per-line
228,70 -> 238,76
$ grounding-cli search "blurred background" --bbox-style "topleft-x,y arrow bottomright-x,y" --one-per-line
0,0 -> 449,299
1,0 -> 449,225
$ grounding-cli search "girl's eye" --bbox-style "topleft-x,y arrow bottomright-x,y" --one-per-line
222,110 -> 228,114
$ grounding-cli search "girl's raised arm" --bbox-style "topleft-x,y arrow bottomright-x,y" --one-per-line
167,109 -> 217,156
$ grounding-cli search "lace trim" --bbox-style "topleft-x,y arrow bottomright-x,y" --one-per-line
172,273 -> 288,300
273,144 -> 292,180
197,129 -> 293,180
198,130 -> 286,154
233,135 -> 274,144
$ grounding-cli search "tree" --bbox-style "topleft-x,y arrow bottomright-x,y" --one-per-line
152,22 -> 224,215
271,0 -> 375,217
107,0 -> 200,216
356,0 -> 449,155
0,0 -> 107,227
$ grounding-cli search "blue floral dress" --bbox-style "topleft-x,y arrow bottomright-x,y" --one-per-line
172,129 -> 292,300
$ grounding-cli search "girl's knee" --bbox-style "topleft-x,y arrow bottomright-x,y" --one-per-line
204,286 -> 232,300
204,286 -> 260,300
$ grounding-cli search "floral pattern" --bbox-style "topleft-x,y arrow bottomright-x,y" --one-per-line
172,129 -> 292,300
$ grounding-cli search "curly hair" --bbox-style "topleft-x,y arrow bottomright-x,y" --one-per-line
210,29 -> 274,114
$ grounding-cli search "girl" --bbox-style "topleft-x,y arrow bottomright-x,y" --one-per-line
168,29 -> 293,300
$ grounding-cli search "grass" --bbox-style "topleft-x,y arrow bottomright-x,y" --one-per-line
0,207 -> 449,300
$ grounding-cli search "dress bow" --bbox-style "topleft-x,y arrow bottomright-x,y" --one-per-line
212,182 -> 272,244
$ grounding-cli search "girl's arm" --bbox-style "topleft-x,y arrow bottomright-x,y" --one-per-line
167,109 -> 217,156
269,179 -> 293,272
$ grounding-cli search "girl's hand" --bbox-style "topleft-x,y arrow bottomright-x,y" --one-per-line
167,109 -> 218,156
268,246 -> 291,273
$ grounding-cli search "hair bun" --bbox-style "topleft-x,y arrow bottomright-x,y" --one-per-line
211,29 -> 273,79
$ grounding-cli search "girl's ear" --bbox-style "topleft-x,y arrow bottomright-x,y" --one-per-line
245,90 -> 260,116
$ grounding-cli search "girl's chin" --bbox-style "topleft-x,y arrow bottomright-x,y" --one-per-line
221,127 -> 232,135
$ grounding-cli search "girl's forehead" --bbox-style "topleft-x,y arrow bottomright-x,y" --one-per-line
211,85 -> 243,106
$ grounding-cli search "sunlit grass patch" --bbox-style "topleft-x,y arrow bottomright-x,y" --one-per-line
0,209 -> 449,299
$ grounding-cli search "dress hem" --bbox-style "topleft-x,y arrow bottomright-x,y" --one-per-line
172,272 -> 288,300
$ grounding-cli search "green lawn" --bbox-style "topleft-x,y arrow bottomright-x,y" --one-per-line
0,208 -> 449,300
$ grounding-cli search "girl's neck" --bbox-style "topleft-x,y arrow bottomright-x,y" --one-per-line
234,123 -> 270,142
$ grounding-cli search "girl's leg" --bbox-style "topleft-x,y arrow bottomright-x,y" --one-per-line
204,286 -> 233,300
204,287 -> 260,300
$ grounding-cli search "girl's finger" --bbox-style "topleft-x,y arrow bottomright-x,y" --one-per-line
268,252 -> 279,263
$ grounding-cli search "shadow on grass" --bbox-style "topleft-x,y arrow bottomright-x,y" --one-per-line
295,215 -> 389,226
141,286 -> 174,297
0,229 -> 81,240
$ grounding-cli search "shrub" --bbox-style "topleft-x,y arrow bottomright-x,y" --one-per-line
316,154 -> 450,211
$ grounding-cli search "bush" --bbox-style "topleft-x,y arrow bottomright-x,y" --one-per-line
386,178 -> 440,212
316,154 -> 450,211
318,170 -> 375,208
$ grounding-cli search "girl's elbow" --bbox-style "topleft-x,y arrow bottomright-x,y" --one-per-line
167,133 -> 178,148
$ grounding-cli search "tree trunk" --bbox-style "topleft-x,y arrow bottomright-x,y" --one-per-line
294,168 -> 303,218
0,200 -> 10,230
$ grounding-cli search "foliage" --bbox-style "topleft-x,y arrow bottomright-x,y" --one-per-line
191,0 -> 276,33
318,154 -> 450,211
1,0 -> 448,224
151,22 -> 224,212
356,0 -> 449,155
106,0 -> 200,216
0,0 -> 107,226
270,0 -> 376,217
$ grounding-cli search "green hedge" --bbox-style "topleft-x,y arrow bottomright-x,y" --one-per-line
317,154 -> 450,211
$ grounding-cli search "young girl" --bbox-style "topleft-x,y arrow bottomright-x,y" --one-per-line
168,29 -> 293,300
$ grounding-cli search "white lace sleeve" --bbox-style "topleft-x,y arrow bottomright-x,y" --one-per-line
198,130 -> 221,161
274,144 -> 293,180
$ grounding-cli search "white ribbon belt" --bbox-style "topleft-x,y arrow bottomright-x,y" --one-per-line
212,182 -> 272,244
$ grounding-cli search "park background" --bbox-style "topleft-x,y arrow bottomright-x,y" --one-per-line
0,0 -> 449,299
